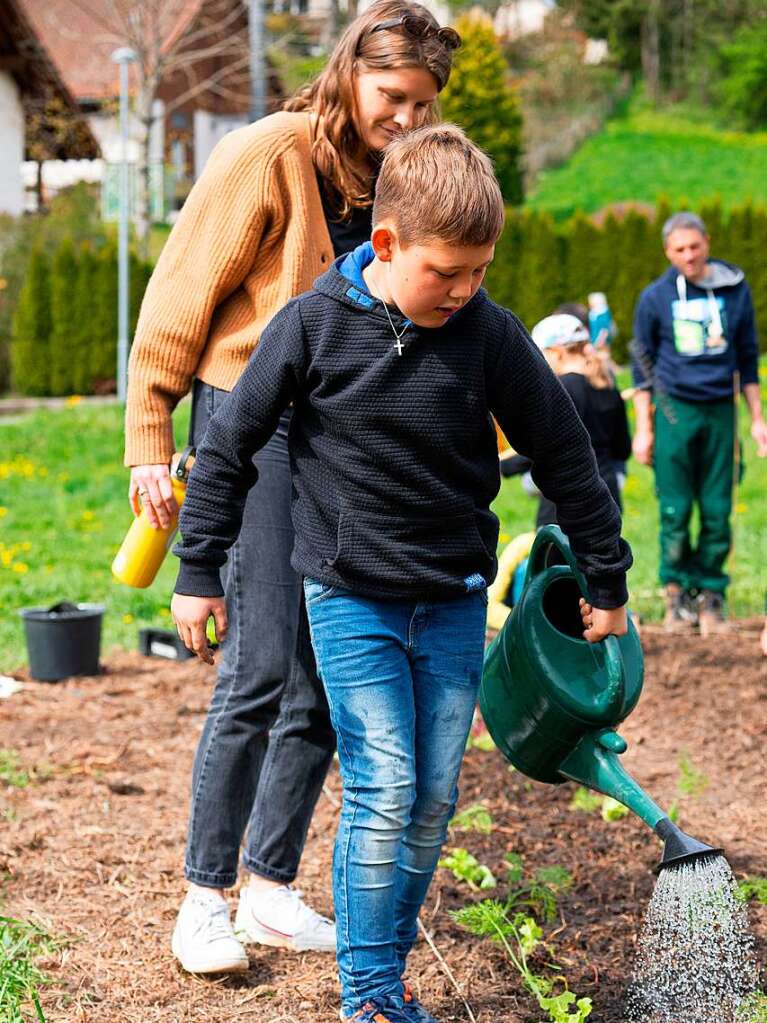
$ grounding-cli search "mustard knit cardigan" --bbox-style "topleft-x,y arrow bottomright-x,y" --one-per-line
124,110 -> 335,467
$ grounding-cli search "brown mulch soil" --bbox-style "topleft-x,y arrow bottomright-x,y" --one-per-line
1,625 -> 765,1022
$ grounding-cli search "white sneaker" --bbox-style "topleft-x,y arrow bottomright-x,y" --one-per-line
234,884 -> 336,952
171,890 -> 249,974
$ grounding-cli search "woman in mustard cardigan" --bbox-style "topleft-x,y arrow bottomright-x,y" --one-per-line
124,0 -> 459,976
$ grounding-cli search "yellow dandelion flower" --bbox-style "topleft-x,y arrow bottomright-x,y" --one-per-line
159,607 -> 170,617
12,562 -> 28,574
123,613 -> 134,624
1,551 -> 12,566
0,507 -> 6,517
735,502 -> 748,514
20,541 -> 32,551
58,472 -> 70,483
81,510 -> 95,521
65,395 -> 83,406
499,533 -> 510,544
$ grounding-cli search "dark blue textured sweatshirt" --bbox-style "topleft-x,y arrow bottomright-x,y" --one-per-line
632,260 -> 759,402
175,244 -> 632,608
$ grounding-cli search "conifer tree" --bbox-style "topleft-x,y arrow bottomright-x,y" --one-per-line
90,241 -> 118,389
439,11 -> 524,205
11,248 -> 52,396
49,239 -> 80,395
512,210 -> 563,328
70,243 -> 98,394
485,208 -> 523,310
609,210 -> 655,358
563,212 -> 602,307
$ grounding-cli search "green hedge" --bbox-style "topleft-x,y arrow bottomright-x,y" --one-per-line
10,239 -> 152,396
486,198 -> 767,363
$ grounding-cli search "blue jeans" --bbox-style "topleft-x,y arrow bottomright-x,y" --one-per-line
304,580 -> 486,1016
184,381 -> 336,888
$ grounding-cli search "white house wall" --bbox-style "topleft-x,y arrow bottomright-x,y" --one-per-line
0,71 -> 25,216
194,108 -> 249,178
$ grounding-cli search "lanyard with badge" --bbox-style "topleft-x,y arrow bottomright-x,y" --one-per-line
676,274 -> 725,351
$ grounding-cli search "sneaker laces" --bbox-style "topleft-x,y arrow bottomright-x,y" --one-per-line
190,899 -> 235,943
271,886 -> 333,929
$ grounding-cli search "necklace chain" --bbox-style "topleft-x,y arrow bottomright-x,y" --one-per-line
367,276 -> 407,355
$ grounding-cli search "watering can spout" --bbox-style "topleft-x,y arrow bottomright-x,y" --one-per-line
654,817 -> 723,874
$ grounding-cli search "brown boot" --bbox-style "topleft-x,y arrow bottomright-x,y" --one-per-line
697,590 -> 728,637
664,583 -> 695,632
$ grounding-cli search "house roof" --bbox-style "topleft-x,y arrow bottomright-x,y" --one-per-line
20,0 -> 205,102
0,0 -> 99,157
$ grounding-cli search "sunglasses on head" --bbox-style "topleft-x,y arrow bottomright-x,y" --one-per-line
369,13 -> 462,51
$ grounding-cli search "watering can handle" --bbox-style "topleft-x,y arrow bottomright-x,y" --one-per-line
526,524 -> 590,596
600,634 -> 627,720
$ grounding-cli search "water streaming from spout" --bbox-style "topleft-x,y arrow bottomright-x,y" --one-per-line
625,855 -> 758,1023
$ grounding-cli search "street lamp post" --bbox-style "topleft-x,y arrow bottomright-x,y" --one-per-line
248,0 -> 267,122
111,46 -> 137,403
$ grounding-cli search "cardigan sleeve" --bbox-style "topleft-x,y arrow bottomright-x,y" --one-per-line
124,126 -> 293,466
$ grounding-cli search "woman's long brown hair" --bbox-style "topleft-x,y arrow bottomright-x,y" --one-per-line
284,0 -> 455,219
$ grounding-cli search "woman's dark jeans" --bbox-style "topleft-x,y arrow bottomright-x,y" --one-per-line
184,380 -> 336,888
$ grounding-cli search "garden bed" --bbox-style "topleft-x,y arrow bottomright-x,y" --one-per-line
1,625 -> 765,1021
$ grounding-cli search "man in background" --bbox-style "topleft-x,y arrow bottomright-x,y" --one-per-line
632,211 -> 767,636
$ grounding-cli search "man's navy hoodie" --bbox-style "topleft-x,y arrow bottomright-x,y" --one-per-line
632,260 -> 759,402
175,243 -> 632,608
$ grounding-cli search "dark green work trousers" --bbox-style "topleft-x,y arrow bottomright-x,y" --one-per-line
654,394 -> 735,595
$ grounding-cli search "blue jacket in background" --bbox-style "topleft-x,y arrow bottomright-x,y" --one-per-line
631,260 -> 759,402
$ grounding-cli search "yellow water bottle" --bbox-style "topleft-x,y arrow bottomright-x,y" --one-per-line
112,447 -> 196,588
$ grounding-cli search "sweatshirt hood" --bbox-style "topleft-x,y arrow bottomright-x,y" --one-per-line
665,258 -> 744,291
313,242 -> 485,330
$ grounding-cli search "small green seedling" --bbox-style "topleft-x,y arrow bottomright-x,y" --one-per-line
677,752 -> 709,797
569,787 -> 601,813
569,786 -> 628,822
504,854 -> 573,924
466,729 -> 496,752
438,848 -> 497,890
452,900 -> 591,1023
736,877 -> 767,906
0,915 -> 66,1023
450,803 -> 494,835
600,797 -> 629,822
738,991 -> 767,1022
0,751 -> 30,789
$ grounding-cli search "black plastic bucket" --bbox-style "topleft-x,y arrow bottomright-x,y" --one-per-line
19,602 -> 104,682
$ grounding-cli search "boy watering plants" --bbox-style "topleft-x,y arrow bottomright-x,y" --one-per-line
170,124 -> 631,1023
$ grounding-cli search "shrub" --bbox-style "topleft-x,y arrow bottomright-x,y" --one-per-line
717,22 -> 767,131
11,248 -> 51,396
90,241 -> 119,390
440,11 -> 524,205
49,239 -> 80,395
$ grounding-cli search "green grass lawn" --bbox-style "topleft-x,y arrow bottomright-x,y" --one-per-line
1,382 -> 766,673
526,95 -> 767,220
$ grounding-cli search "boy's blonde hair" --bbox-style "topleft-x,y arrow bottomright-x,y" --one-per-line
373,123 -> 505,248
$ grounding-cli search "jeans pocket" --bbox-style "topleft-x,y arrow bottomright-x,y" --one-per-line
303,577 -> 339,606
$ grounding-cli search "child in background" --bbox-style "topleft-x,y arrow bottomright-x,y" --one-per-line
500,313 -> 631,527
170,126 -> 631,1023
588,291 -> 618,350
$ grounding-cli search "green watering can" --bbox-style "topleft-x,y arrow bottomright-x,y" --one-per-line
480,525 -> 721,872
